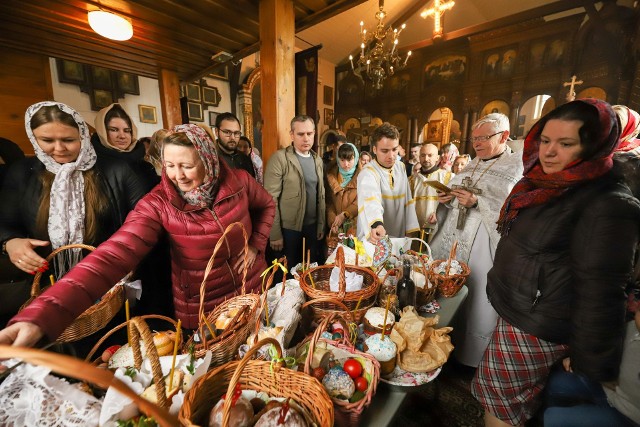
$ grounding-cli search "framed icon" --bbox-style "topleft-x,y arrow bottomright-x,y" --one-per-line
138,105 -> 157,124
188,102 -> 203,121
186,84 -> 201,102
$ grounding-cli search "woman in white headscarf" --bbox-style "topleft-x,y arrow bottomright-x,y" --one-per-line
0,102 -> 148,277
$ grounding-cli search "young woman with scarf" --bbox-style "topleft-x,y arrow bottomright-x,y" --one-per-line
92,103 -> 159,191
325,142 -> 360,236
471,99 -> 640,427
0,124 -> 275,347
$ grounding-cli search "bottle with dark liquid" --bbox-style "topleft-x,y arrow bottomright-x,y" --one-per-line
397,258 -> 416,311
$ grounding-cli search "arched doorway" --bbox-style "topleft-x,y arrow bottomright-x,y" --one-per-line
419,107 -> 453,149
516,94 -> 553,139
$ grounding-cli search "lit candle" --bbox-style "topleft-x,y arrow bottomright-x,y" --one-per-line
391,38 -> 397,55
361,43 -> 365,57
404,51 -> 412,66
360,20 -> 364,35
125,299 -> 131,347
367,59 -> 371,73
349,55 -> 355,71
168,319 -> 181,391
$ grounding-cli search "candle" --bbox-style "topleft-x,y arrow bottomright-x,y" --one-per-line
353,295 -> 363,318
391,38 -> 397,55
49,274 -> 55,287
203,314 -> 216,339
302,238 -> 306,271
360,20 -> 364,35
381,294 -> 391,341
367,59 -> 371,73
349,55 -> 355,71
404,51 -> 412,66
361,43 -> 365,57
419,229 -> 425,253
168,319 -> 181,390
307,249 -> 311,271
125,299 -> 131,347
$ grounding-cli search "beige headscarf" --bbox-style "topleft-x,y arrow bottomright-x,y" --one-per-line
94,103 -> 138,152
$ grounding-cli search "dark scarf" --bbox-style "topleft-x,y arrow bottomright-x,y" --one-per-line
497,99 -> 620,236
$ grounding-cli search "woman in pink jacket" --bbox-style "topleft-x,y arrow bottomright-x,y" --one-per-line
0,124 -> 275,346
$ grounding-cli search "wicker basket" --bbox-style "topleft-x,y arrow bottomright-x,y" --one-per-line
0,343 -> 179,426
22,243 -> 125,343
299,246 -> 380,323
84,314 -> 180,365
300,301 -> 380,427
183,222 -> 260,367
427,241 -> 470,298
179,337 -> 334,427
404,250 -> 437,305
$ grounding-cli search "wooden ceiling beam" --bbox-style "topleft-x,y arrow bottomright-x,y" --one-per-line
295,0 -> 368,32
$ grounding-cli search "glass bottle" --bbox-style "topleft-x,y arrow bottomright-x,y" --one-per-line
397,258 -> 416,311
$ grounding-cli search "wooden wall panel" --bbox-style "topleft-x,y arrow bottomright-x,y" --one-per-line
0,47 -> 53,155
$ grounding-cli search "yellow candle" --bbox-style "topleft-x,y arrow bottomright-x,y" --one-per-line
202,314 -> 216,339
353,295 -> 363,318
302,238 -> 306,271
381,295 -> 391,341
169,319 -> 181,390
419,229 -> 425,253
125,299 -> 131,347
49,274 -> 55,287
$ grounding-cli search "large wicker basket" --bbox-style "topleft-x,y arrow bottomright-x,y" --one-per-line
300,299 -> 380,427
183,222 -> 260,367
0,343 -> 179,426
404,250 -> 437,305
22,243 -> 125,342
179,337 -> 334,427
427,241 -> 470,298
299,246 -> 380,323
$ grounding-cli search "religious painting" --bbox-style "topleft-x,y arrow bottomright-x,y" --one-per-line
324,85 -> 334,106
371,117 -> 383,128
360,116 -> 371,126
548,40 -> 565,67
91,89 -> 114,111
202,86 -> 221,106
576,87 -> 606,101
425,119 -> 443,143
423,55 -> 466,87
187,101 -> 203,122
324,108 -> 334,127
343,117 -> 360,134
117,71 -> 139,95
337,70 -> 364,105
500,49 -> 517,76
138,105 -> 157,124
480,100 -> 510,118
389,73 -> 410,95
57,59 -> 86,85
91,66 -> 113,89
483,46 -> 518,79
209,111 -> 219,127
529,42 -> 546,71
485,53 -> 500,78
186,84 -> 201,102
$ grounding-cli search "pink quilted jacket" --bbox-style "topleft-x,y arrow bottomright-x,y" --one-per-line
12,163 -> 275,339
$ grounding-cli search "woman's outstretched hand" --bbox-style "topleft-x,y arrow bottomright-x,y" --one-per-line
0,322 -> 44,347
6,238 -> 50,274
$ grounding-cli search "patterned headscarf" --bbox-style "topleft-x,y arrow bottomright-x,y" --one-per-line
497,99 -> 619,236
25,101 -> 97,272
438,143 -> 460,171
337,143 -> 359,187
164,124 -> 220,208
613,105 -> 640,152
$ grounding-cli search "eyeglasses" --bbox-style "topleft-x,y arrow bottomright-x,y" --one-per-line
218,129 -> 242,138
470,131 -> 504,143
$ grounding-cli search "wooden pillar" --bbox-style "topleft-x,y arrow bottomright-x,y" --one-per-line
158,68 -> 181,129
260,0 -> 295,164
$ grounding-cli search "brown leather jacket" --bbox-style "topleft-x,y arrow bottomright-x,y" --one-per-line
325,163 -> 360,231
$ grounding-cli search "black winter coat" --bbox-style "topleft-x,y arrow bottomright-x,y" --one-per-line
487,174 -> 640,382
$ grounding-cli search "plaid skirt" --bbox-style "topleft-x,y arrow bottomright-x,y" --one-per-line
471,317 -> 568,425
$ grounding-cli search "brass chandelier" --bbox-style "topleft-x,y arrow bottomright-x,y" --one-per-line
349,0 -> 411,90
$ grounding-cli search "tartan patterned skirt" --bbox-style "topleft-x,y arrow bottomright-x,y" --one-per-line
471,317 -> 568,425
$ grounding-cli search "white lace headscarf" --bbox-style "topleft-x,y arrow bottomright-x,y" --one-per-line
25,101 -> 97,273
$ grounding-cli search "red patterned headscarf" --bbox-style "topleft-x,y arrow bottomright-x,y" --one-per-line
167,124 -> 220,208
497,99 -> 620,236
613,104 -> 640,152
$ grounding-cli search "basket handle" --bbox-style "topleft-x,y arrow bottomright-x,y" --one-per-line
0,345 -> 180,426
446,241 -> 458,276
198,222 -> 249,333
335,245 -> 347,298
301,296 -> 355,324
31,243 -> 96,298
129,317 -> 169,409
303,309 -> 353,375
85,314 -> 179,363
222,338 -> 283,427
250,257 -> 287,345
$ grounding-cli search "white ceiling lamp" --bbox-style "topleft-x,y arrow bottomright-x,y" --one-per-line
88,10 -> 133,41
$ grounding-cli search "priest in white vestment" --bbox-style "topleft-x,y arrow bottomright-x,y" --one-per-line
410,143 -> 454,237
430,113 -> 524,367
357,123 -> 419,242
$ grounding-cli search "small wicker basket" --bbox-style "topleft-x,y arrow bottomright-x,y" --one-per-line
299,246 -> 380,323
179,337 -> 334,427
427,241 -> 470,298
22,243 -> 125,342
182,222 -> 260,367
404,250 -> 437,305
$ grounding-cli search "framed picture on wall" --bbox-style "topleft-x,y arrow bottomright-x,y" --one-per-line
91,89 -> 114,111
91,66 -> 113,89
117,71 -> 139,95
324,108 -> 334,127
138,105 -> 157,124
209,111 -> 219,126
323,85 -> 334,106
188,102 -> 203,121
202,86 -> 220,106
57,59 -> 86,84
186,84 -> 201,102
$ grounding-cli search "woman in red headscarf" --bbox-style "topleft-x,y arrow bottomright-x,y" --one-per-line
0,124 -> 275,347
471,99 -> 640,427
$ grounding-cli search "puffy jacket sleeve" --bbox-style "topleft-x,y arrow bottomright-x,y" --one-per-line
9,191 -> 166,342
239,170 -> 275,252
569,192 -> 640,381
263,151 -> 286,242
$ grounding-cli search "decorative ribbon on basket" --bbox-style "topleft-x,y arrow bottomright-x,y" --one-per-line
0,344 -> 180,426
427,240 -> 470,298
179,337 -> 334,427
300,298 -> 380,427
20,243 -> 126,343
299,246 -> 380,323
183,222 -> 260,367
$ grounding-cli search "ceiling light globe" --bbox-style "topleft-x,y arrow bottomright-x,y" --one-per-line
88,10 -> 133,41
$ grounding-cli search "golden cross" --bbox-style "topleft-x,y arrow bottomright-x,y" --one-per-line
421,0 -> 455,38
563,75 -> 583,102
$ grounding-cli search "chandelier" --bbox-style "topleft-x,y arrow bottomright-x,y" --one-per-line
349,0 -> 411,90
